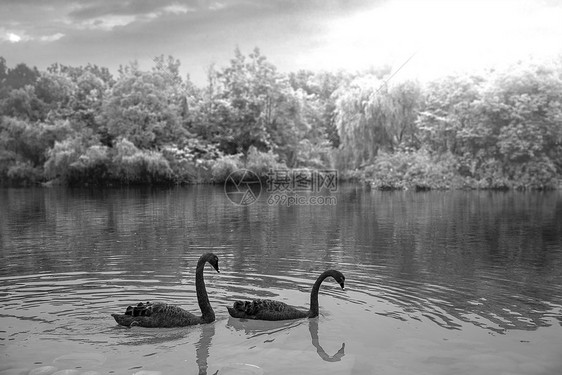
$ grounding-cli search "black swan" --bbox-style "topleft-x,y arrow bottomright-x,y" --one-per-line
227,270 -> 345,321
111,252 -> 220,327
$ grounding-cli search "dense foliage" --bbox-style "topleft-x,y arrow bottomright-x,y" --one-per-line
1,52 -> 561,189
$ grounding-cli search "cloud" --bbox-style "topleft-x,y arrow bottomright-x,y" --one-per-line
208,2 -> 227,11
67,0 -> 198,21
63,1 -> 198,30
145,4 -> 196,20
39,33 -> 65,42
0,30 -> 33,43
69,14 -> 137,30
162,4 -> 194,15
7,33 -> 21,43
1,28 -> 64,44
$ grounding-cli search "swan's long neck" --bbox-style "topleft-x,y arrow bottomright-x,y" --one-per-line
308,270 -> 338,318
196,255 -> 214,322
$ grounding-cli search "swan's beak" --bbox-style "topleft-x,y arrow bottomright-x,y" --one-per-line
213,264 -> 220,273
339,282 -> 345,289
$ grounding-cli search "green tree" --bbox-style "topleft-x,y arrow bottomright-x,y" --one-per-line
71,70 -> 107,131
101,60 -> 186,149
43,134 -> 113,185
0,116 -> 73,184
477,62 -> 562,188
289,69 -> 351,148
416,74 -> 485,156
0,57 -> 8,98
214,47 -> 273,155
5,63 -> 39,90
47,62 -> 114,87
35,71 -> 77,121
416,62 -> 562,189
0,57 -> 7,82
111,138 -> 173,184
274,87 -> 332,167
0,86 -> 44,121
211,47 -> 333,167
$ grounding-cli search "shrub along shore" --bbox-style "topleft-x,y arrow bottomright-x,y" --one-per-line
1,49 -> 561,190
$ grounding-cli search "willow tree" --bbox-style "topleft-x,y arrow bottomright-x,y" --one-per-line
333,75 -> 422,169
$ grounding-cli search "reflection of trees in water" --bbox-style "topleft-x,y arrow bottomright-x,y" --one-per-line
337,190 -> 562,334
338,190 -> 562,276
0,189 -> 54,274
308,318 -> 345,362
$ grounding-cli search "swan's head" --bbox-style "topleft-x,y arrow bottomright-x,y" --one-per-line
333,271 -> 345,289
337,276 -> 345,289
207,253 -> 220,273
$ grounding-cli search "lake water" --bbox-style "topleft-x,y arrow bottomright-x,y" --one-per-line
1,185 -> 561,375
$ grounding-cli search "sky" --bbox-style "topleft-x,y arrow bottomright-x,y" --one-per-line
1,0 -> 562,85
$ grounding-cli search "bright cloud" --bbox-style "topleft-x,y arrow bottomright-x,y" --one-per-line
7,32 -> 21,43
1,29 -> 64,44
301,0 -> 562,81
1,31 -> 33,43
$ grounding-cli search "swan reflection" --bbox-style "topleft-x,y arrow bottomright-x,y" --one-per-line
226,316 -> 345,363
195,322 -> 218,375
309,318 -> 345,362
226,316 -> 303,337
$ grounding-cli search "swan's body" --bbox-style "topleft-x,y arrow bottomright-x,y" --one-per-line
227,270 -> 345,321
112,253 -> 220,327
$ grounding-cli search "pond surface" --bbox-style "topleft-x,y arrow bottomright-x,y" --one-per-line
1,185 -> 561,375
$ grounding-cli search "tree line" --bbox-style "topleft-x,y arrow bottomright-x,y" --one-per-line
1,48 -> 561,189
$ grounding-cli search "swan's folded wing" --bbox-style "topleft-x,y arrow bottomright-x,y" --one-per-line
113,303 -> 200,327
228,299 -> 308,321
253,301 -> 308,321
251,299 -> 292,313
